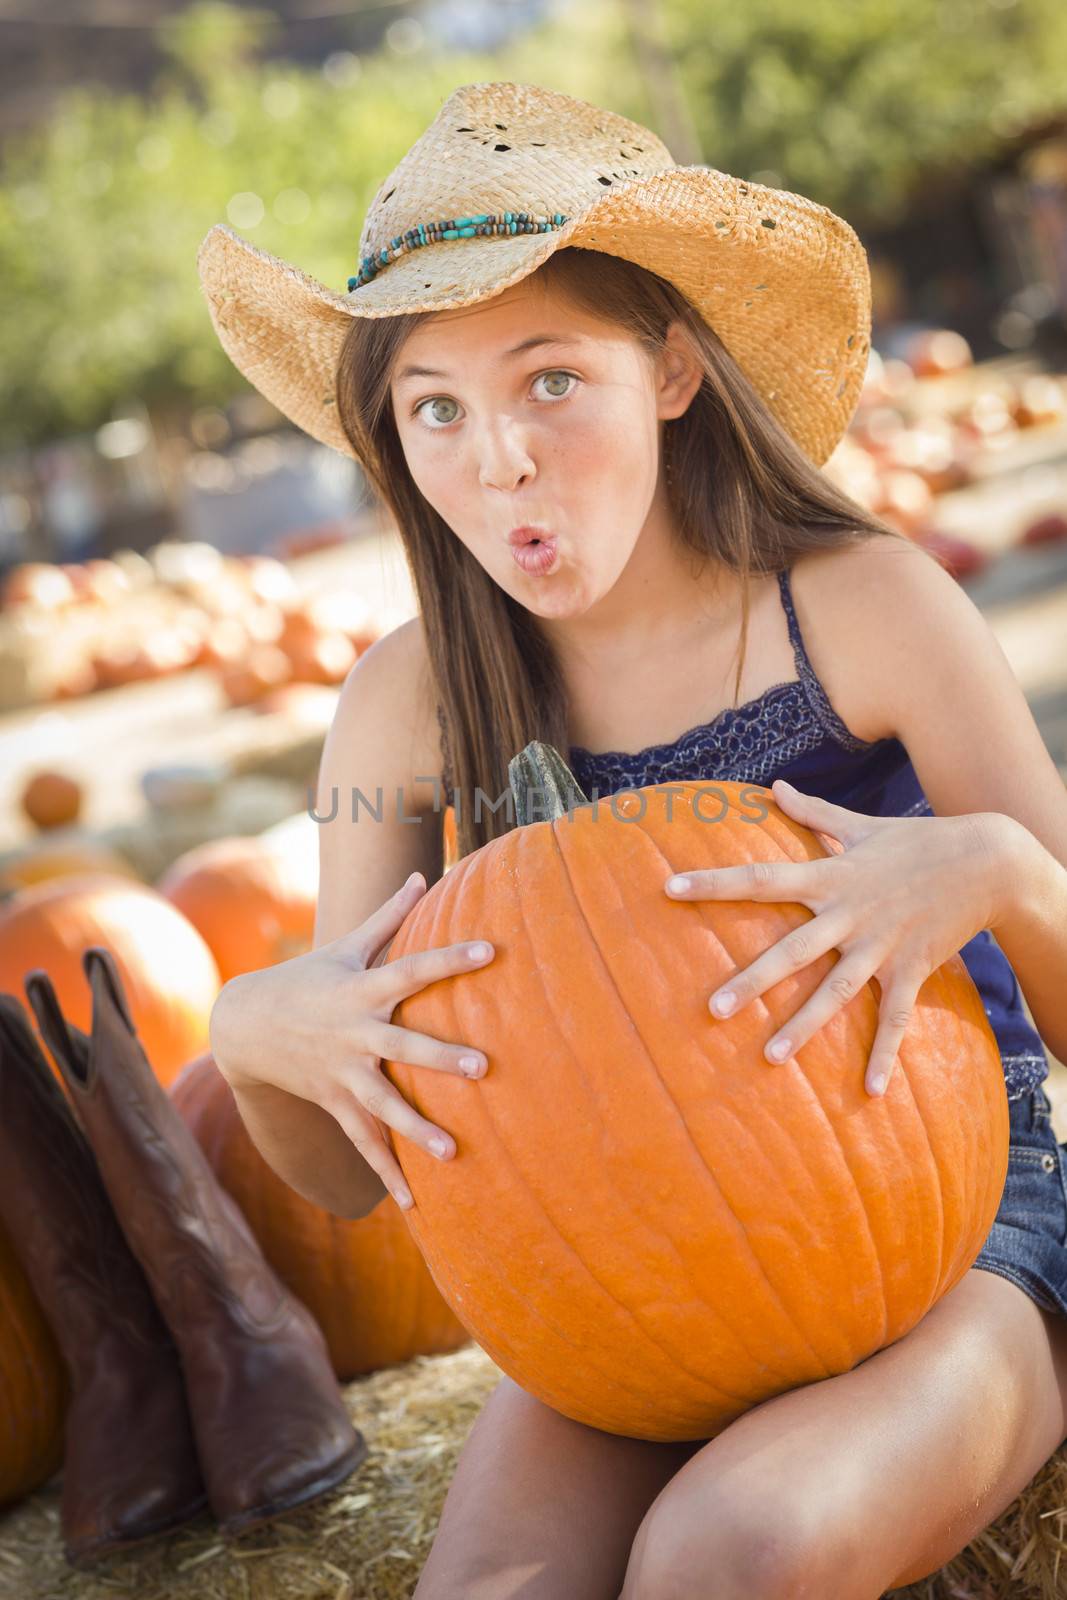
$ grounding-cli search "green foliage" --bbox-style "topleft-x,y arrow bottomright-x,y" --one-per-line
667,0 -> 1067,221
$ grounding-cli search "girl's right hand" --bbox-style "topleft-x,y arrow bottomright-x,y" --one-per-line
209,871 -> 495,1208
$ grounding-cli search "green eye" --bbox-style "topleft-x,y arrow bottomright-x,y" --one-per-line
419,396 -> 460,427
413,371 -> 579,429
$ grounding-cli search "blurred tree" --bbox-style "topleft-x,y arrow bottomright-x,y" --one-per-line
665,0 -> 1067,225
157,1 -> 282,101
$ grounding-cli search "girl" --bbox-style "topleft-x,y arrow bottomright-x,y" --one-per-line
201,81 -> 1067,1599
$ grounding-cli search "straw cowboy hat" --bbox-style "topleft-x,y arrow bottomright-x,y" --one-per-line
197,80 -> 872,469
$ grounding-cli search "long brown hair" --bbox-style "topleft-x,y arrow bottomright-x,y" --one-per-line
334,245 -> 908,862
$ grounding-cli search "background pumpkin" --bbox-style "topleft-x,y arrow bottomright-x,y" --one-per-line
157,832 -> 317,982
0,1220 -> 68,1509
169,1051 -> 471,1379
379,743 -> 1010,1442
0,875 -> 221,1089
19,771 -> 83,832
0,838 -> 140,900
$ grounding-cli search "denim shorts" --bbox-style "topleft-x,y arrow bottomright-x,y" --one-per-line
970,1083 -> 1067,1318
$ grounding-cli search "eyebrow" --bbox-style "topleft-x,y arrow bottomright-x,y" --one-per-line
394,334 -> 587,385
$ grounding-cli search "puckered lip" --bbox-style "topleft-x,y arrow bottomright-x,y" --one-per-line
507,525 -> 555,547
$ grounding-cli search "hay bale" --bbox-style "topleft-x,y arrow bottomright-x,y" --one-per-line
0,1341 -> 1064,1599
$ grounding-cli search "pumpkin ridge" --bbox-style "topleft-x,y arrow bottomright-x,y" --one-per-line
880,1037 -> 948,1302
547,807 -> 822,1386
629,788 -> 907,1353
505,823 -> 744,1406
403,842 -> 691,1419
890,970 -> 985,1294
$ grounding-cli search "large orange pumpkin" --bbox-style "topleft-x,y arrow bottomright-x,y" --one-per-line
0,875 -> 221,1089
0,1220 -> 68,1509
379,742 -> 1010,1442
169,1052 -> 470,1379
157,833 -> 317,982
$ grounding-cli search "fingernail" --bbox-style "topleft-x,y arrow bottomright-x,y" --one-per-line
766,1038 -> 791,1062
869,1074 -> 887,1097
429,1135 -> 451,1158
711,991 -> 736,1016
403,872 -> 422,892
467,943 -> 491,961
396,1187 -> 413,1209
459,1054 -> 485,1076
667,875 -> 690,893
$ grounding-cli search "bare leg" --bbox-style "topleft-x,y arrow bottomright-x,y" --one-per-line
414,1375 -> 703,1600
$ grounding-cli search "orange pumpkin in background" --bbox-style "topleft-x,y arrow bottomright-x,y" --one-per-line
0,876 -> 220,1089
19,771 -> 83,832
157,834 -> 317,982
379,742 -> 1010,1443
169,1052 -> 470,1379
0,1220 -> 68,1509
0,840 -> 140,900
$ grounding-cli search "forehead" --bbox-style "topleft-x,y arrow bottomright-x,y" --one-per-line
391,281 -> 617,385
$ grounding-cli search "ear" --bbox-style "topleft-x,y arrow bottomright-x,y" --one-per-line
658,318 -> 703,420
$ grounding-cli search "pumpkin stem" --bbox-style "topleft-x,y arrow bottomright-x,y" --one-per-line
508,740 -> 590,826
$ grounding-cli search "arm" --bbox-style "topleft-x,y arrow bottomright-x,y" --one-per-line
831,537 -> 1067,1065
984,819 -> 1067,1070
212,617 -> 447,1218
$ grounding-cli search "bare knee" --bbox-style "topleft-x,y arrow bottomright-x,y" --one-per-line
621,1487 -> 833,1600
416,1376 -> 696,1600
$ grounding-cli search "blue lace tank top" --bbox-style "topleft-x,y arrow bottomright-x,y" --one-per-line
437,567 -> 1049,1101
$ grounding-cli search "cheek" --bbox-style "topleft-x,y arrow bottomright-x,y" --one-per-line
400,437 -> 455,505
557,412 -> 651,491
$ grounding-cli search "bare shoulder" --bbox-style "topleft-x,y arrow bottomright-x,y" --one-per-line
327,612 -> 444,816
788,532 -> 950,745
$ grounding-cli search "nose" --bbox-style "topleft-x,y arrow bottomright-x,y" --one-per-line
478,427 -> 535,493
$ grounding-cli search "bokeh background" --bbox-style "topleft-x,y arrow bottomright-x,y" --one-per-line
2,2 -> 1067,1591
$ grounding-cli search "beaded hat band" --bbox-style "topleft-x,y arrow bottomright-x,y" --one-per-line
349,212 -> 570,291
197,80 -> 872,469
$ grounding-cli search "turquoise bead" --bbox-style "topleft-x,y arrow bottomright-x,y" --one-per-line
347,209 -> 570,289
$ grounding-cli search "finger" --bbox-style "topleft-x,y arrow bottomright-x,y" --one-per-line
367,938 -> 496,1004
343,1065 -> 459,1164
707,911 -> 851,1023
666,858 -> 824,903
770,779 -> 867,849
758,943 -> 877,1063
347,871 -> 426,968
365,1018 -> 488,1080
864,976 -> 923,1097
325,1094 -> 415,1210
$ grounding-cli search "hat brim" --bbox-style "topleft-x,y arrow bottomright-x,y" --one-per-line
197,166 -> 870,468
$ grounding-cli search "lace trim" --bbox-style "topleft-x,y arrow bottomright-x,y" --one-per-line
570,706 -> 840,793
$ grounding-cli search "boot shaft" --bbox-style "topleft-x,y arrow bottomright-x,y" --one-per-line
26,951 -> 300,1342
0,994 -> 176,1374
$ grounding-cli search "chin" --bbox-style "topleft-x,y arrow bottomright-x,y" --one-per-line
511,580 -> 601,619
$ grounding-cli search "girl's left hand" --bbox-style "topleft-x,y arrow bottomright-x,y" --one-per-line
663,780 -> 1012,1098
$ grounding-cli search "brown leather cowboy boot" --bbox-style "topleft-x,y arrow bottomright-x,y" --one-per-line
0,992 -> 208,1568
24,947 -> 367,1539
